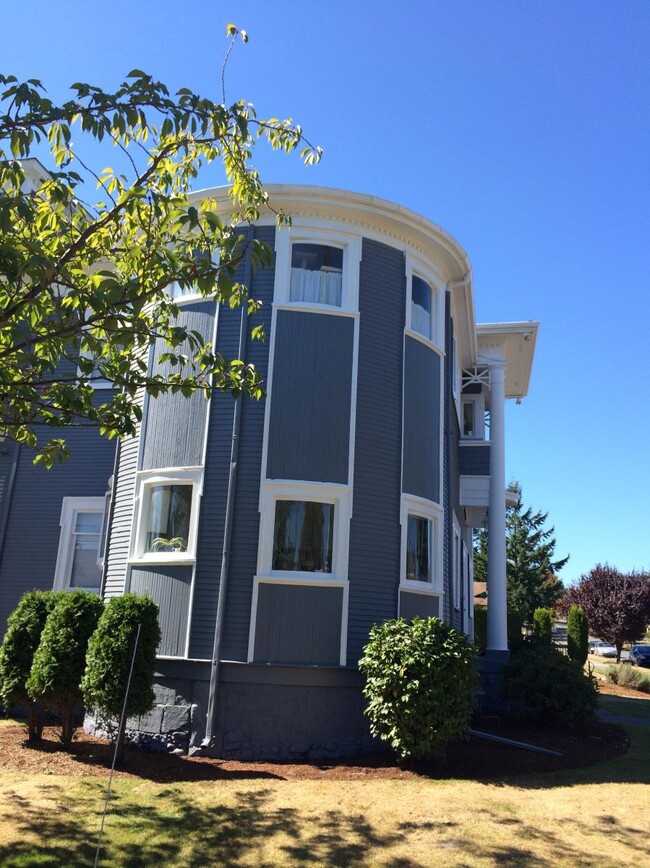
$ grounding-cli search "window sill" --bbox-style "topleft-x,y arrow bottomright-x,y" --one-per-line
256,573 -> 348,587
400,581 -> 442,595
404,328 -> 443,355
128,555 -> 196,567
274,302 -> 358,318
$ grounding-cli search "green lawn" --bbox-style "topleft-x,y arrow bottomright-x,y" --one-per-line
0,697 -> 648,867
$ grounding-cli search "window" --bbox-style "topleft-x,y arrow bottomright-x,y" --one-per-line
272,500 -> 335,572
54,497 -> 106,592
411,275 -> 434,341
132,468 -> 203,562
406,515 -> 431,581
273,227 -> 361,312
290,243 -> 343,307
461,395 -> 485,439
257,482 -> 351,581
400,496 -> 443,589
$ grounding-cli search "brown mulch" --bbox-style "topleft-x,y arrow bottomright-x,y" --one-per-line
595,678 -> 650,700
0,697 -> 635,784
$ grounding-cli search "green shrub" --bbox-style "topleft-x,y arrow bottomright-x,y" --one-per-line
0,590 -> 61,740
532,607 -> 553,643
503,641 -> 598,726
82,594 -> 161,749
607,664 -> 650,693
359,617 -> 476,761
567,605 -> 588,665
508,610 -> 525,650
27,590 -> 104,747
473,606 -> 487,652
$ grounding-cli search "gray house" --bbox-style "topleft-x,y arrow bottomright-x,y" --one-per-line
0,185 -> 538,758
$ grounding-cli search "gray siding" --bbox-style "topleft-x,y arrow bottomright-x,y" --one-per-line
0,423 -> 115,635
252,583 -> 343,665
399,591 -> 440,620
130,565 -> 192,657
402,336 -> 441,503
266,311 -> 353,484
459,443 -> 491,476
347,239 -> 404,666
141,303 -> 215,471
188,226 -> 275,660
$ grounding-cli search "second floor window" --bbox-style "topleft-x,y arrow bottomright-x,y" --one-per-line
411,275 -> 434,340
290,243 -> 343,307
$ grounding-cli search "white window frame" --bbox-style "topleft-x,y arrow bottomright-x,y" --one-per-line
461,394 -> 485,440
274,225 -> 362,314
404,253 -> 445,350
130,466 -> 203,565
53,497 -> 106,592
400,495 -> 443,593
453,516 -> 462,611
257,481 -> 352,583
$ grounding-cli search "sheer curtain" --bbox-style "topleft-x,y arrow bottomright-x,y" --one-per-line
290,268 -> 342,306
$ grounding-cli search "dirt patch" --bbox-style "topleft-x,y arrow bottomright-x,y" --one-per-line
595,679 -> 650,701
0,716 -> 630,783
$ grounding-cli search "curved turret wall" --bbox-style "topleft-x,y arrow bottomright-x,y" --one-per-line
102,191 -> 472,758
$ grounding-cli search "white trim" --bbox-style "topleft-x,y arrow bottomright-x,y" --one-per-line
130,466 -> 203,564
272,303 -> 359,319
400,495 -> 443,593
53,497 -> 106,592
452,516 -> 462,612
460,393 -> 485,440
273,225 -> 362,312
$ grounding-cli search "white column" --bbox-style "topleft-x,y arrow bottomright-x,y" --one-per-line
487,363 -> 508,652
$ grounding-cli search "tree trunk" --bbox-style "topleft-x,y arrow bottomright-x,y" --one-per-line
60,699 -> 76,749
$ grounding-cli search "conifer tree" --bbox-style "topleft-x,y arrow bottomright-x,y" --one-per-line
474,482 -> 569,622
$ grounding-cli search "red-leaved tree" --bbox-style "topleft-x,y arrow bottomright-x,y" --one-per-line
558,565 -> 650,662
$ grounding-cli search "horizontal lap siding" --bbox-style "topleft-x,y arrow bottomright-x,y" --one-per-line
266,311 -> 353,484
347,239 -> 404,666
189,227 -> 275,661
402,337 -> 441,503
399,591 -> 440,619
253,584 -> 343,665
0,423 -> 115,634
141,304 -> 215,471
130,565 -> 192,657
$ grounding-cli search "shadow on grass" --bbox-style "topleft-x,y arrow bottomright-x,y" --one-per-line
0,785 -> 425,867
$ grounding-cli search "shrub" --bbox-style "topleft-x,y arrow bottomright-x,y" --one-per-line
532,607 -> 553,643
82,594 -> 161,751
0,590 -> 61,740
473,606 -> 487,652
607,664 -> 650,694
359,617 -> 476,761
503,641 -> 598,726
567,605 -> 589,665
508,610 -> 525,650
27,590 -> 104,747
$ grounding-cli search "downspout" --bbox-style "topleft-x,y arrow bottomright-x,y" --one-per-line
0,441 -> 19,568
201,229 -> 253,749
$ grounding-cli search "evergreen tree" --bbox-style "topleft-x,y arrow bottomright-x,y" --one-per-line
474,482 -> 569,622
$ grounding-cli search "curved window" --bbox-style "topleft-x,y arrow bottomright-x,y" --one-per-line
411,275 -> 433,340
290,243 -> 343,306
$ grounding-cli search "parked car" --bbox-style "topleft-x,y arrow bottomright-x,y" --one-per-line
589,641 -> 617,658
629,644 -> 650,667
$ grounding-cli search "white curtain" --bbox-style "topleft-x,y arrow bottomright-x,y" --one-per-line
290,268 -> 342,306
411,302 -> 431,339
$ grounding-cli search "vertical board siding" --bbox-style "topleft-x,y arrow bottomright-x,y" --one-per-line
0,426 -> 115,634
399,591 -> 440,620
253,583 -> 343,665
347,239 -> 404,666
188,226 -> 275,661
141,303 -> 215,471
266,311 -> 353,484
402,337 -> 441,503
130,565 -> 192,657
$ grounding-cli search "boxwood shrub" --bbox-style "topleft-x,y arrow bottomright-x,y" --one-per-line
359,617 -> 476,760
567,605 -> 589,666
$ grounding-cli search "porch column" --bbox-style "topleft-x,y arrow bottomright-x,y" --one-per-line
487,363 -> 508,652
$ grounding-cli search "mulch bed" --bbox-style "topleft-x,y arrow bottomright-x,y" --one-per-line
0,692 -> 636,783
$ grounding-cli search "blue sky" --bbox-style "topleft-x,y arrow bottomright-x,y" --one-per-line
4,1 -> 649,582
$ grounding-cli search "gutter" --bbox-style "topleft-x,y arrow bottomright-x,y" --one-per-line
201,229 -> 253,750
